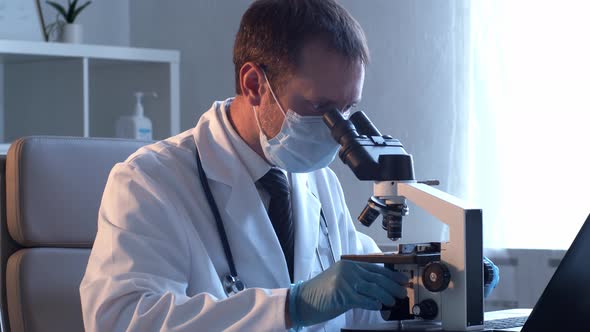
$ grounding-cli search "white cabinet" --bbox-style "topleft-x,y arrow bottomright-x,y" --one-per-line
0,40 -> 180,153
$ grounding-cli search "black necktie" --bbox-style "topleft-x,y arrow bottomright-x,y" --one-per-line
257,168 -> 295,282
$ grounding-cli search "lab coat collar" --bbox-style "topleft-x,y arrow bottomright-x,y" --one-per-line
194,101 -> 288,287
193,100 -> 239,187
193,100 -> 323,286
220,98 -> 271,182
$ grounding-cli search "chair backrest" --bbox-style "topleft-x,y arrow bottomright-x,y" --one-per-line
1,136 -> 149,332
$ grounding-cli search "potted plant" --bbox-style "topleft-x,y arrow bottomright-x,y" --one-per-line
46,0 -> 92,43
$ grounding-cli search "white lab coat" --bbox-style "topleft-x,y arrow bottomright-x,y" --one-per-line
80,100 -> 384,331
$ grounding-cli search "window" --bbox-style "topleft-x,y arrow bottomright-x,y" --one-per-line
469,0 -> 590,249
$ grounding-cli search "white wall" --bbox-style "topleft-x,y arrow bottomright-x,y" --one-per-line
130,0 -> 251,129
335,1 -> 469,247
129,0 -> 469,248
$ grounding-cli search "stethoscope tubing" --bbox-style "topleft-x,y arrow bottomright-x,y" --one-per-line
195,146 -> 336,296
195,147 -> 240,279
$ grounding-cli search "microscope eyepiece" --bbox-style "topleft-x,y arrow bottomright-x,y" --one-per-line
349,111 -> 382,137
322,108 -> 358,145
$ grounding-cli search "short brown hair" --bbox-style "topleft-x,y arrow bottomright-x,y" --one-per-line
233,0 -> 369,94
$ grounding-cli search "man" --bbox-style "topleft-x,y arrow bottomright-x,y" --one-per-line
80,1 -> 496,331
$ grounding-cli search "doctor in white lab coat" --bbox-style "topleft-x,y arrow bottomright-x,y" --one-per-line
80,0 -> 409,331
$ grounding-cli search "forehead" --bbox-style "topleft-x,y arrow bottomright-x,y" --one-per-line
286,40 -> 365,103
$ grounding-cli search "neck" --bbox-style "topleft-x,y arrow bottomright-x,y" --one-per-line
227,96 -> 268,162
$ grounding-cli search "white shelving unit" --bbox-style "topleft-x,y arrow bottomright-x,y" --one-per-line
0,40 -> 180,153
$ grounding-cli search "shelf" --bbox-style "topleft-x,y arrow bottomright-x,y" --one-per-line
0,143 -> 8,155
0,40 -> 180,64
0,40 -> 181,144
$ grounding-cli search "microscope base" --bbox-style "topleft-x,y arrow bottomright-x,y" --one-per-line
342,321 -> 495,332
342,320 -> 443,331
342,321 -> 501,332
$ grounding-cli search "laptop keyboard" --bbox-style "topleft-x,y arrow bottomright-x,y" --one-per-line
485,316 -> 528,329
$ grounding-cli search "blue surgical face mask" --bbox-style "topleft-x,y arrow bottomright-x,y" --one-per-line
253,73 -> 340,173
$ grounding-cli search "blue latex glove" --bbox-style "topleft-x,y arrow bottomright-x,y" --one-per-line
288,260 -> 409,328
483,256 -> 500,298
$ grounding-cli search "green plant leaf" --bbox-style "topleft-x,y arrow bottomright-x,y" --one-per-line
71,1 -> 91,23
65,0 -> 76,23
46,1 -> 68,20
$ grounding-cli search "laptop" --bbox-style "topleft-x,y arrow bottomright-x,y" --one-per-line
484,212 -> 590,331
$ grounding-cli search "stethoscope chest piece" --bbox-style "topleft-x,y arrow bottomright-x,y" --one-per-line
223,274 -> 246,296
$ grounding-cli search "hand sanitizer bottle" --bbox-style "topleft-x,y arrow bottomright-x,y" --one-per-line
116,92 -> 155,140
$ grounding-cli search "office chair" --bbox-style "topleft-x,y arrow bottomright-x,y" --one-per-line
0,136 -> 148,332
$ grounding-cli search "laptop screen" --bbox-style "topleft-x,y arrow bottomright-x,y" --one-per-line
523,213 -> 590,331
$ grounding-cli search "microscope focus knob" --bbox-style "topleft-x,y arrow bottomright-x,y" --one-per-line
412,299 -> 439,320
422,262 -> 451,292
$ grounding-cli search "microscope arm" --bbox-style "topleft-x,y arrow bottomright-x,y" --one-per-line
396,182 -> 484,331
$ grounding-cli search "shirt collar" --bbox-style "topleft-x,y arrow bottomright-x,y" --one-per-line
220,98 -> 272,182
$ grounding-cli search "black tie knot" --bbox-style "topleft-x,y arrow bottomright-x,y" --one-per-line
258,168 -> 290,198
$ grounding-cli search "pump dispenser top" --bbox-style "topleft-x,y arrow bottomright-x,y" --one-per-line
133,92 -> 157,117
134,92 -> 145,117
116,91 -> 157,140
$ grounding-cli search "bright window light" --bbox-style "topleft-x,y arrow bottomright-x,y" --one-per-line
469,0 -> 590,249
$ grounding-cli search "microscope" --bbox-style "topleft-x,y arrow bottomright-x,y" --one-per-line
323,110 -> 485,331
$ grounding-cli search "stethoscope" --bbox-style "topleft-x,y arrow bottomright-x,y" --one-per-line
195,147 -> 336,297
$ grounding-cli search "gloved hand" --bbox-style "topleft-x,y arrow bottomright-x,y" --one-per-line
483,256 -> 500,298
288,259 -> 409,328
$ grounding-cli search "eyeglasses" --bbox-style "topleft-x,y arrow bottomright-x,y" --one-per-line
261,64 -> 355,120
310,103 -> 353,120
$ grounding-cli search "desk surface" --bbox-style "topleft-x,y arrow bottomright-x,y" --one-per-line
341,309 -> 532,332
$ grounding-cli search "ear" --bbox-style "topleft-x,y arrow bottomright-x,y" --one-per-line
239,62 -> 266,107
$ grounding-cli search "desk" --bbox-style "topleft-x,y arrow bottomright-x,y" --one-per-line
342,309 -> 532,332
